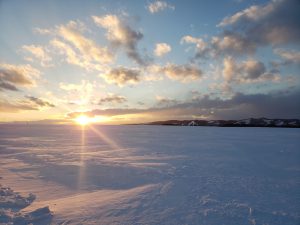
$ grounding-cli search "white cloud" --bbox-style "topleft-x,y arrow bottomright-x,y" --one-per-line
36,20 -> 114,72
154,43 -> 171,57
181,35 -> 208,58
22,45 -> 52,67
59,80 -> 94,92
274,49 -> 300,65
51,39 -> 83,67
34,28 -> 51,35
222,56 -> 236,82
147,1 -> 175,14
57,21 -> 113,64
59,80 -> 95,106
181,36 -> 206,51
218,3 -> 275,27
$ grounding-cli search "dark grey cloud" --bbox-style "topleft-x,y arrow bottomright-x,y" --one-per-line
213,90 -> 300,119
179,90 -> 300,119
67,89 -> 300,120
0,64 -> 39,92
146,63 -> 203,82
98,95 -> 127,105
223,57 -> 277,83
0,81 -> 19,92
0,68 -> 33,85
101,67 -> 141,86
93,15 -> 147,66
25,96 -> 55,108
156,96 -> 179,107
161,64 -> 203,82
209,0 -> 300,56
137,101 -> 145,106
0,95 -> 55,112
211,31 -> 257,55
243,60 -> 265,79
0,67 -> 33,92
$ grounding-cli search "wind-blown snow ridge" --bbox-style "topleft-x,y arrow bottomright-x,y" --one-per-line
0,184 -> 52,224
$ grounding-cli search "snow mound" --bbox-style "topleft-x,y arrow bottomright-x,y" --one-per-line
0,184 -> 52,225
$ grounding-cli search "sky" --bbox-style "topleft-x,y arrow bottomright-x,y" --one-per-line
0,0 -> 299,124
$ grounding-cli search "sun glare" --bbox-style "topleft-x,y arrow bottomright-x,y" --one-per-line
75,115 -> 91,125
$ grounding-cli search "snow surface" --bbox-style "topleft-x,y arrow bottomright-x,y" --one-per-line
0,124 -> 299,224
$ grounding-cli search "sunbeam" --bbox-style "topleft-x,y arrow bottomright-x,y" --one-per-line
77,125 -> 87,190
88,124 -> 121,150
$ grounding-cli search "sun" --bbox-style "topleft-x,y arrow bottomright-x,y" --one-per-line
75,115 -> 91,126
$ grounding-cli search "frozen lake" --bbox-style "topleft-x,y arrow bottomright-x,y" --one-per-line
0,124 -> 299,224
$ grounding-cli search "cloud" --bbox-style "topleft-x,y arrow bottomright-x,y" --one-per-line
67,89 -> 300,120
101,67 -> 141,86
274,48 -> 300,65
185,89 -> 300,119
22,45 -> 52,67
213,90 -> 300,119
156,96 -> 179,107
216,0 -> 300,54
242,59 -> 266,80
161,64 -> 203,82
67,108 -> 144,119
51,39 -> 84,68
182,0 -> 299,57
59,80 -> 95,106
154,43 -> 171,57
181,35 -> 208,58
92,15 -> 146,65
57,21 -> 113,64
25,96 -> 55,108
144,65 -> 164,81
0,81 -> 19,92
222,56 -> 236,82
218,2 -> 275,27
59,80 -> 94,92
42,20 -> 113,71
222,57 -> 278,83
98,94 -> 127,105
137,101 -> 145,106
0,63 -> 40,92
34,28 -> 51,35
145,63 -> 203,82
147,1 -> 175,13
211,32 -> 256,55
0,95 -> 54,113
0,99 -> 38,112
209,82 -> 234,98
